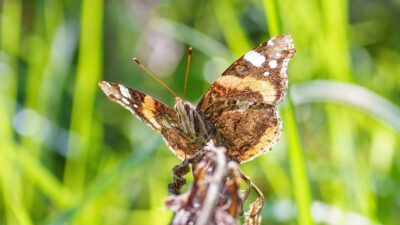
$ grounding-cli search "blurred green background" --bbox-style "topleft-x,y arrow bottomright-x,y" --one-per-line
1,0 -> 400,224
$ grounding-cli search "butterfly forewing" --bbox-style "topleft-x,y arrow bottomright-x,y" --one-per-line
198,35 -> 295,111
99,81 -> 201,159
197,35 -> 295,162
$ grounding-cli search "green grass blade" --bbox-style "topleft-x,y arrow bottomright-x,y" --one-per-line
212,0 -> 251,56
49,138 -> 160,225
282,100 -> 314,225
257,156 -> 291,198
264,1 -> 314,223
0,0 -> 21,141
0,145 -> 33,225
63,0 -> 104,192
0,0 -> 28,224
291,80 -> 400,133
262,0 -> 280,36
18,147 -> 75,208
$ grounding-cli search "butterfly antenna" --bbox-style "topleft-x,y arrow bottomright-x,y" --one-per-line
183,47 -> 193,99
133,58 -> 178,97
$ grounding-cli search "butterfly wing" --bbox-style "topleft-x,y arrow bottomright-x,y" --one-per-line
99,81 -> 198,160
197,35 -> 296,162
198,34 -> 295,109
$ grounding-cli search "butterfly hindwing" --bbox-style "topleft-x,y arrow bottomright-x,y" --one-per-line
199,99 -> 282,162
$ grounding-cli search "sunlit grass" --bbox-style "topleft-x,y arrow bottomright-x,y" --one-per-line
63,0 -> 104,196
0,0 -> 399,224
0,1 -> 29,225
265,1 -> 314,224
213,0 -> 251,56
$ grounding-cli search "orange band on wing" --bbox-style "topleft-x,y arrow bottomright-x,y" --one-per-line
216,75 -> 277,103
142,96 -> 162,131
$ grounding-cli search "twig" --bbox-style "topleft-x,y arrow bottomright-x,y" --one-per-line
166,140 -> 265,225
196,143 -> 227,225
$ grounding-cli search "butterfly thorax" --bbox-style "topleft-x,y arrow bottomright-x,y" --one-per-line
174,97 -> 209,142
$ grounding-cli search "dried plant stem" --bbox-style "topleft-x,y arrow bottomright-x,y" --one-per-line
240,169 -> 265,205
166,141 -> 266,225
196,146 -> 227,225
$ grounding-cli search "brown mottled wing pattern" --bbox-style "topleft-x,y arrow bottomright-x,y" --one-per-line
99,81 -> 197,159
197,35 -> 296,162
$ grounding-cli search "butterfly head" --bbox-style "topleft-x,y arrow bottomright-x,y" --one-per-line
174,97 -> 193,110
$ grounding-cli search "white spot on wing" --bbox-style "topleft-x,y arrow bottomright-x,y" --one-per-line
122,98 -> 130,104
244,50 -> 265,67
133,104 -> 138,108
263,71 -> 270,77
269,60 -> 278,68
119,85 -> 131,98
267,39 -> 275,46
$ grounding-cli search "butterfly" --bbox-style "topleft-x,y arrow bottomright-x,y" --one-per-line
99,34 -> 296,163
